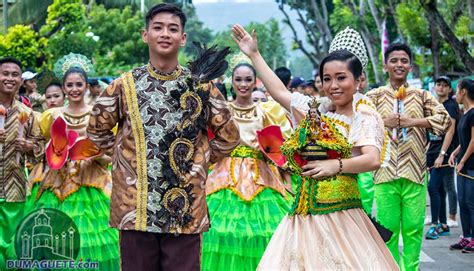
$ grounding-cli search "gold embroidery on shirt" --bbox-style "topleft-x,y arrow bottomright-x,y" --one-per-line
124,72 -> 148,231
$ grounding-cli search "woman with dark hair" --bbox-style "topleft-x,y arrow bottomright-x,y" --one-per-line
202,62 -> 293,271
26,64 -> 119,270
44,82 -> 65,109
425,76 -> 460,240
232,25 -> 398,269
448,79 -> 474,253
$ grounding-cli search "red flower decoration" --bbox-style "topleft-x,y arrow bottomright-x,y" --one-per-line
257,125 -> 287,167
69,138 -> 101,161
46,116 -> 101,170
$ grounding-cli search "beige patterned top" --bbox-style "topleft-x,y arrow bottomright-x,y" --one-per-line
366,84 -> 451,184
0,100 -> 44,202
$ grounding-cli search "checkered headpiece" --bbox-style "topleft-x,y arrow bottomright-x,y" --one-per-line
329,27 -> 368,70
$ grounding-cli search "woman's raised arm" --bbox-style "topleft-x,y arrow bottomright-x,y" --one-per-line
231,24 -> 292,111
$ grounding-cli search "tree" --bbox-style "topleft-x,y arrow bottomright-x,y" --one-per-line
276,0 -> 333,69
85,5 -> 148,75
181,5 -> 213,57
419,0 -> 474,73
213,19 -> 287,71
0,24 -> 48,69
331,0 -> 384,83
40,0 -> 86,35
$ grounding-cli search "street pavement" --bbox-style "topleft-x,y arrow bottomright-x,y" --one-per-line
420,222 -> 474,270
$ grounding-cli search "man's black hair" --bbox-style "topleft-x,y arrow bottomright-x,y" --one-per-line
89,79 -> 100,87
145,3 -> 187,30
319,50 -> 362,81
384,43 -> 412,64
0,57 -> 23,71
275,67 -> 291,87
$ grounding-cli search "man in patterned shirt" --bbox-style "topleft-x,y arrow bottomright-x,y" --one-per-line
367,43 -> 450,271
0,57 -> 43,269
87,3 -> 239,271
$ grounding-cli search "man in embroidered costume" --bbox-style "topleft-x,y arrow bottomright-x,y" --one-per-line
0,57 -> 44,268
87,3 -> 239,271
366,43 -> 450,271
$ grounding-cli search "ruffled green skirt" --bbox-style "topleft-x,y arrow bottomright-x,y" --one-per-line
202,188 -> 291,271
24,185 -> 119,271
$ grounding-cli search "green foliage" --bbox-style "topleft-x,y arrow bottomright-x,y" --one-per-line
289,55 -> 313,79
41,0 -> 86,35
46,31 -> 97,66
0,25 -> 47,69
182,6 -> 213,57
396,1 -> 430,47
213,19 -> 287,71
85,5 -> 148,75
6,0 -> 53,27
330,0 -> 358,31
455,15 -> 472,43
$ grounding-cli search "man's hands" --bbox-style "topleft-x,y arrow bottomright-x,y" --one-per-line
0,130 -> 34,153
383,113 -> 399,129
383,113 -> 415,129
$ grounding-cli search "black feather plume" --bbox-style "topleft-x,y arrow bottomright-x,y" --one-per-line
188,42 -> 231,83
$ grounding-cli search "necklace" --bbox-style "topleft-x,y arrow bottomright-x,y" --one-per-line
232,101 -> 253,108
147,64 -> 182,81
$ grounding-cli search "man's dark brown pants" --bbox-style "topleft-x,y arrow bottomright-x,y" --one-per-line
120,230 -> 201,271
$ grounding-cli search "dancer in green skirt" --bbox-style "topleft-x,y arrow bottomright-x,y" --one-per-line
25,55 -> 119,270
202,62 -> 293,271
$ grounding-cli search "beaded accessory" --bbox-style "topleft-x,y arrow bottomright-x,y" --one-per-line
329,27 -> 368,70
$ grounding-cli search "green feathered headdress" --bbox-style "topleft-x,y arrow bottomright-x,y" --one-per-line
53,53 -> 95,79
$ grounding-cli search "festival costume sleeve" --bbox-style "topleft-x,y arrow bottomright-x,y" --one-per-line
87,78 -> 122,155
261,101 -> 293,139
207,84 -> 240,163
39,108 -> 56,140
422,90 -> 451,136
289,92 -> 312,125
25,110 -> 45,159
352,106 -> 385,151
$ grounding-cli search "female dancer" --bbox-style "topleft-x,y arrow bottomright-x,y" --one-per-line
44,82 -> 65,109
202,63 -> 293,271
232,25 -> 398,269
448,79 -> 474,252
27,66 -> 119,270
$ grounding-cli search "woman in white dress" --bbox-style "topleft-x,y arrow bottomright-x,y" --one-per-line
231,25 -> 399,270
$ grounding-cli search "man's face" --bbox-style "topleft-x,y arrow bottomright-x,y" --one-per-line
435,81 -> 451,98
384,50 -> 412,82
142,12 -> 187,59
0,62 -> 22,97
